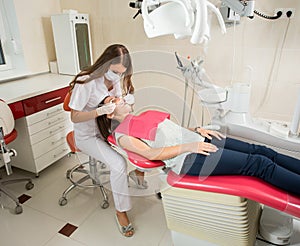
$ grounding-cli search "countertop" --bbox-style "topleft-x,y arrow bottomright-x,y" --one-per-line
0,73 -> 74,104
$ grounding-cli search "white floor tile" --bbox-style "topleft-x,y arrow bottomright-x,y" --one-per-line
44,234 -> 87,246
0,205 -> 65,246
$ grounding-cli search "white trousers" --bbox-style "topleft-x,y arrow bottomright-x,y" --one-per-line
75,136 -> 132,212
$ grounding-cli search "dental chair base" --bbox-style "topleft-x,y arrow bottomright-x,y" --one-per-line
162,184 -> 261,246
164,171 -> 300,245
259,206 -> 293,245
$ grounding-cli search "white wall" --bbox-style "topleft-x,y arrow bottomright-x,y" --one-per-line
14,0 -> 300,125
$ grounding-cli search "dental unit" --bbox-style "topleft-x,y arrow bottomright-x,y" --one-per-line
127,1 -> 300,245
176,54 -> 300,158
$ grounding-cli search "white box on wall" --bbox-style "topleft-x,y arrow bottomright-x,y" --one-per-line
51,12 -> 93,75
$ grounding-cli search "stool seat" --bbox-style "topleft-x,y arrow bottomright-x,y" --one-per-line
4,129 -> 17,145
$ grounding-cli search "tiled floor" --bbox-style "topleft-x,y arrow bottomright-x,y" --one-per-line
0,153 -> 300,246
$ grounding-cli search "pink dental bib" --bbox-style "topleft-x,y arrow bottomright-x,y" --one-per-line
113,110 -> 170,141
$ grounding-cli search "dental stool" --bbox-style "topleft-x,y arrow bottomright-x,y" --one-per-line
58,92 -> 110,209
0,100 -> 34,214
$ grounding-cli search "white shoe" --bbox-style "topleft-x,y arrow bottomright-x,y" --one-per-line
128,170 -> 148,189
115,214 -> 134,237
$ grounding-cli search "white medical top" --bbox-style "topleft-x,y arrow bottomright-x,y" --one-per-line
115,118 -> 205,174
69,76 -> 121,141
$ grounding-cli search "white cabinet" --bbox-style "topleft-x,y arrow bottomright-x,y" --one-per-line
10,103 -> 72,176
7,86 -> 72,176
51,13 -> 93,75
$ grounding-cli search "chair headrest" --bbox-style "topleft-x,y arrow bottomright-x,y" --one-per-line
0,100 -> 15,136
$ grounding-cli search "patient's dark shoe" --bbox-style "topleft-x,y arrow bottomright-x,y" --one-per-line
129,170 -> 148,189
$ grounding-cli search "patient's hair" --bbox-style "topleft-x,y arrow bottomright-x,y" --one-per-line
97,114 -> 111,141
96,97 -> 111,141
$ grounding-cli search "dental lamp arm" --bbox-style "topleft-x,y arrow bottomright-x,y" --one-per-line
221,0 -> 255,17
207,1 -> 226,34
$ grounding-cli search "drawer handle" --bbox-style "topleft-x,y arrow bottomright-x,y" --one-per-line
49,126 -> 64,134
53,148 -> 68,158
47,108 -> 62,116
48,117 -> 63,125
45,97 -> 62,104
52,137 -> 65,145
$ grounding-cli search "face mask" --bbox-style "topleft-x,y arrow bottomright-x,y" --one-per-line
104,69 -> 121,83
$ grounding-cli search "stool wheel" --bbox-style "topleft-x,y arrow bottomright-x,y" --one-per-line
66,170 -> 71,179
59,197 -> 68,206
156,192 -> 162,200
101,200 -> 109,209
25,182 -> 34,190
100,163 -> 107,169
15,205 -> 23,214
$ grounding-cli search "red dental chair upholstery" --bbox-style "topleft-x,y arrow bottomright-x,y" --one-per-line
0,99 -> 34,214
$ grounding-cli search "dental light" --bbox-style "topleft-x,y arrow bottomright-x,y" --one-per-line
130,0 -> 255,44
130,0 -> 226,44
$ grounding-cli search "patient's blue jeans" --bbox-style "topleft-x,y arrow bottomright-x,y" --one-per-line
181,137 -> 300,196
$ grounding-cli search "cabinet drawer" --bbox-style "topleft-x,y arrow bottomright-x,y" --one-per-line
35,142 -> 70,172
30,120 -> 72,145
23,86 -> 69,116
31,128 -> 70,159
27,112 -> 69,136
26,103 -> 65,126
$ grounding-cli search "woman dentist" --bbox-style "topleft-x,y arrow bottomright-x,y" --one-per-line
68,44 -> 135,237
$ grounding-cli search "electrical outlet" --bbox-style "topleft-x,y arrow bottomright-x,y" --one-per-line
274,8 -> 295,18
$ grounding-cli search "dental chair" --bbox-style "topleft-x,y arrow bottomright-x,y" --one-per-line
58,92 -> 110,209
0,99 -> 34,214
107,134 -> 300,246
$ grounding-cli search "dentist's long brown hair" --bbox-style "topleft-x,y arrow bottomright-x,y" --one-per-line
69,44 -> 134,95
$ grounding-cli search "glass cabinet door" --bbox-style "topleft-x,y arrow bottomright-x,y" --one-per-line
75,23 -> 91,70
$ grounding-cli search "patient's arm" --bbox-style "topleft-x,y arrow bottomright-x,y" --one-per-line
118,135 -> 218,161
189,127 -> 225,140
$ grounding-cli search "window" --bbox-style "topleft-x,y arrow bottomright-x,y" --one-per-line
0,39 -> 5,65
0,0 -> 27,82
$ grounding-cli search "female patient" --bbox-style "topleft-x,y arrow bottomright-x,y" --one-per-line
97,96 -> 300,197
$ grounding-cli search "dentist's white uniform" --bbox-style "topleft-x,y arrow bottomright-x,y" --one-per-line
69,75 -> 131,212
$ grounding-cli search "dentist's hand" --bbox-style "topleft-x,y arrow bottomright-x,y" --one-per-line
96,103 -> 116,116
123,94 -> 135,105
